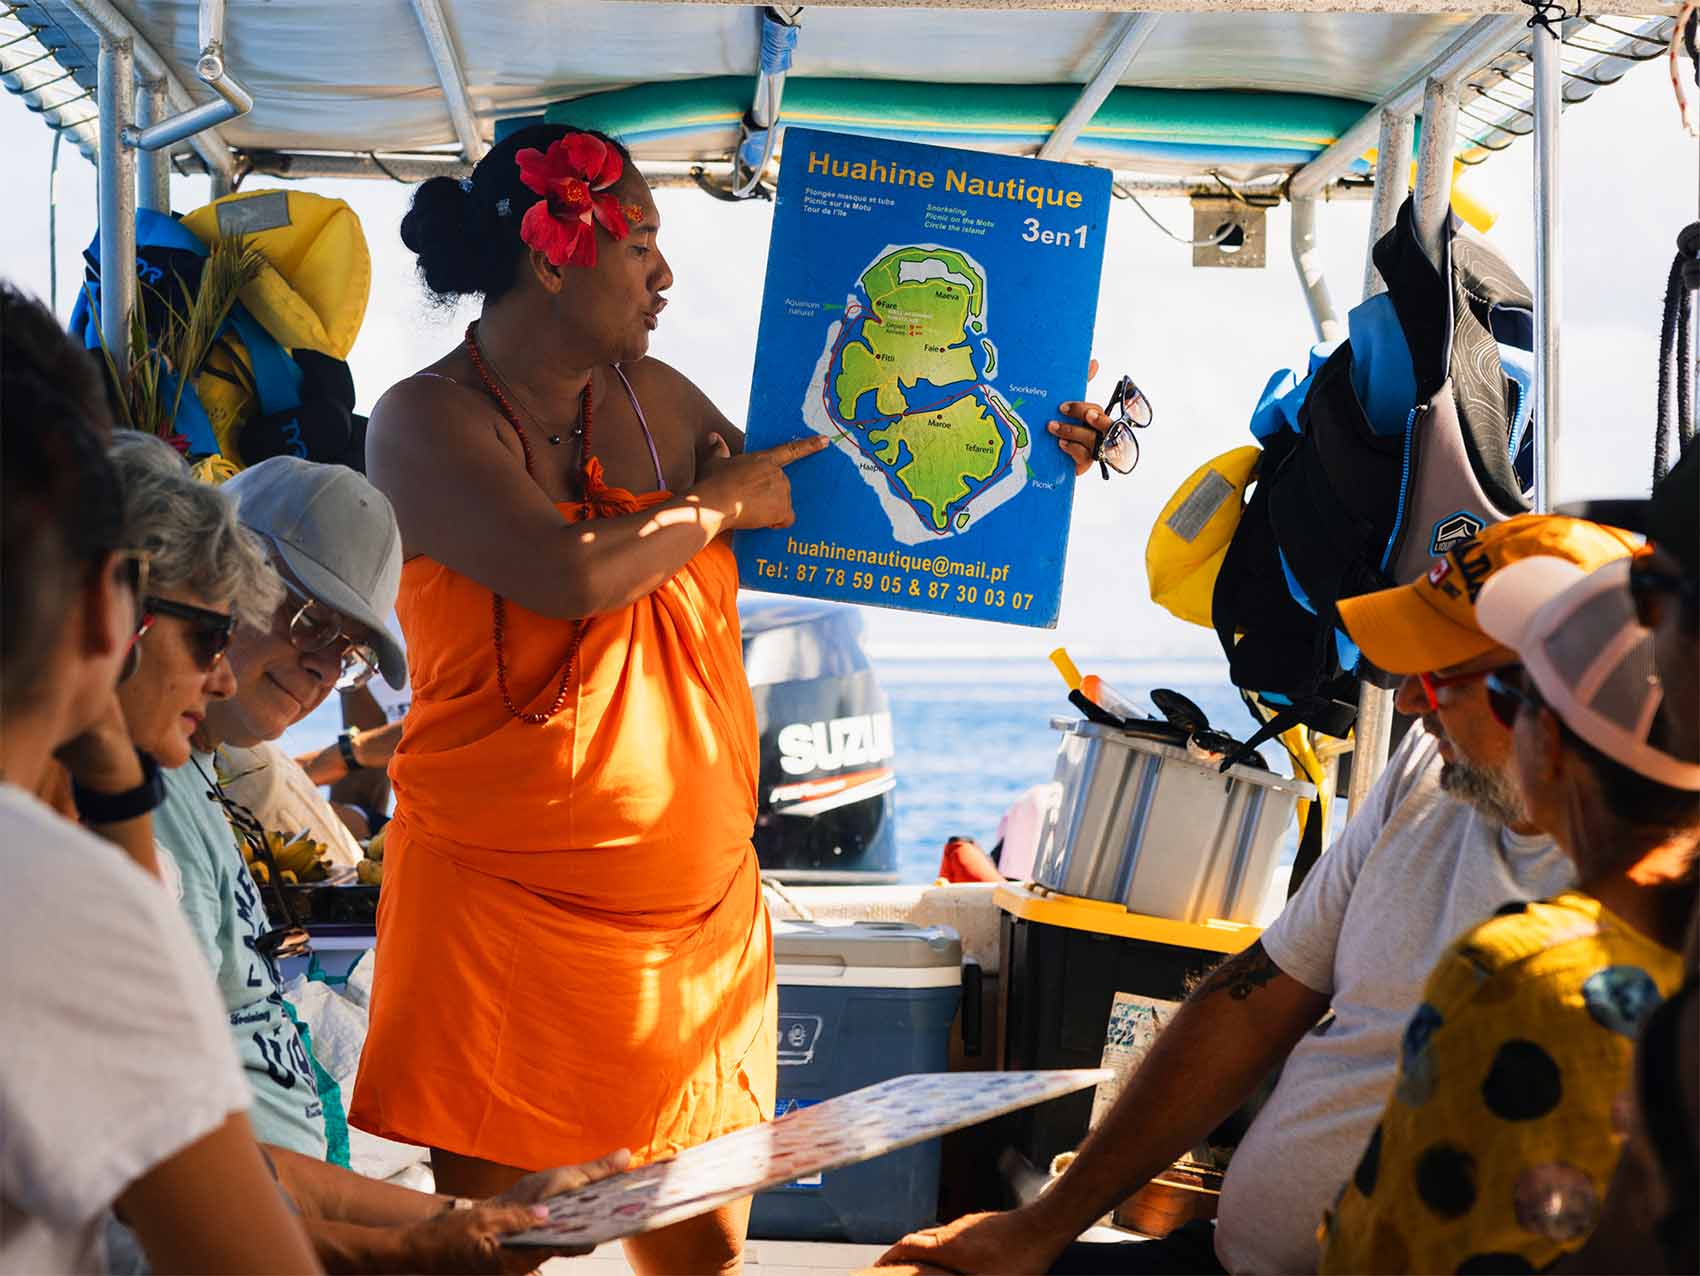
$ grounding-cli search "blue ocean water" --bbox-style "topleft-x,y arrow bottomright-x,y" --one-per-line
279,657 -> 1300,885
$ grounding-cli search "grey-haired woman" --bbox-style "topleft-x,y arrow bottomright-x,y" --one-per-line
110,431 -> 282,772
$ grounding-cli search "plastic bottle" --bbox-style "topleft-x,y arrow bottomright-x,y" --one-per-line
1048,647 -> 1123,728
1080,674 -> 1148,724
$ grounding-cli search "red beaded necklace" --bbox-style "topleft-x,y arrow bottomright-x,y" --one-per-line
464,320 -> 593,726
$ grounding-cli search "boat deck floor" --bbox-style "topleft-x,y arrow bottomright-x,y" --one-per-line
544,1239 -> 887,1275
542,1224 -> 1144,1274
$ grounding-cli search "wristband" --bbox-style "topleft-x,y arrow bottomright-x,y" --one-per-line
72,748 -> 164,823
337,729 -> 362,772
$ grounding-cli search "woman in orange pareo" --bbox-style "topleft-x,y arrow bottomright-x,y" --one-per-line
352,124 -> 827,1275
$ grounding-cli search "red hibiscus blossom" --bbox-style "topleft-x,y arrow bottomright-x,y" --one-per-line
514,134 -> 633,268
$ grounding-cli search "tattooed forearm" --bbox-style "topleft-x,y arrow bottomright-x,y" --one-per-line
1189,941 -> 1283,1002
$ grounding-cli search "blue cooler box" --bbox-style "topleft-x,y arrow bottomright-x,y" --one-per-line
749,920 -> 963,1243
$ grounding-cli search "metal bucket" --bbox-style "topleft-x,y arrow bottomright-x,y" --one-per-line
1030,719 -> 1315,925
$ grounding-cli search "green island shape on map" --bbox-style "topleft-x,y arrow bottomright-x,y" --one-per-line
866,395 -> 1004,530
832,247 -> 1011,532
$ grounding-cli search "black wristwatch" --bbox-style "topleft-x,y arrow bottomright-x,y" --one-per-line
72,748 -> 165,823
337,729 -> 363,772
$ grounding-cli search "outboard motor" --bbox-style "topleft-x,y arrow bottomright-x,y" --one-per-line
741,596 -> 899,882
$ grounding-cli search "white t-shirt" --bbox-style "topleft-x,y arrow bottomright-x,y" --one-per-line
218,741 -> 363,869
0,784 -> 250,1275
1212,727 -> 1575,1275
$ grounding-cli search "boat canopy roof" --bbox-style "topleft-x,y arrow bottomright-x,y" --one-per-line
0,2 -> 1679,193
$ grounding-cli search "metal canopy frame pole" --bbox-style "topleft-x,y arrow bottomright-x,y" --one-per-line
123,0 -> 250,153
65,0 -> 237,187
97,33 -> 136,370
1412,76 -> 1460,269
1346,76 -> 1459,814
136,78 -> 169,211
1344,109 -> 1416,818
1286,15 -> 1511,351
1531,18 -> 1561,511
729,7 -> 801,198
1037,13 -> 1161,160
408,0 -> 485,162
1290,195 -> 1342,343
1289,13 -> 1524,202
1362,110 -> 1413,298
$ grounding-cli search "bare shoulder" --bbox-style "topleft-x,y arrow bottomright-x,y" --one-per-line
370,370 -> 486,434
620,356 -> 743,451
367,370 -> 514,463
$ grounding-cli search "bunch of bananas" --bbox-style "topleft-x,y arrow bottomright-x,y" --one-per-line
242,829 -> 331,886
355,824 -> 386,886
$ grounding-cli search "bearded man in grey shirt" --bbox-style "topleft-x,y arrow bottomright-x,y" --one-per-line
879,515 -> 1636,1275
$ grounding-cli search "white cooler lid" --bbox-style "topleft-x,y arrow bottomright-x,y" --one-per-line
774,920 -> 963,988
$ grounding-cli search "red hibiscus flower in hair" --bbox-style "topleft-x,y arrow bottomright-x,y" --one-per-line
515,133 -> 634,268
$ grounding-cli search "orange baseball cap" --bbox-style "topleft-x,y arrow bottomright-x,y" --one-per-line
1336,514 -> 1639,675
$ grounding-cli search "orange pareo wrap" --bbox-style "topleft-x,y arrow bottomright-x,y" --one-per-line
349,461 -> 777,1169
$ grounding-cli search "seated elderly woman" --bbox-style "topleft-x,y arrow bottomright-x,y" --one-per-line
106,431 -> 627,1274
1317,545 -> 1700,1274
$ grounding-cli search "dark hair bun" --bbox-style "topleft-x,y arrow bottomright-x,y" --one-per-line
402,176 -> 484,299
401,125 -> 634,306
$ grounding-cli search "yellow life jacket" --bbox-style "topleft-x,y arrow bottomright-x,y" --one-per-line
179,189 -> 371,462
1144,444 -> 1261,629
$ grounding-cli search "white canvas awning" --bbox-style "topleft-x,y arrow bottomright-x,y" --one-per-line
1,1 -> 1678,191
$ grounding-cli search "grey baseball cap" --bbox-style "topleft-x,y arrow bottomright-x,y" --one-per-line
221,457 -> 406,689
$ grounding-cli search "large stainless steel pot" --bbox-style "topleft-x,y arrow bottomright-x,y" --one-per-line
1030,719 -> 1315,924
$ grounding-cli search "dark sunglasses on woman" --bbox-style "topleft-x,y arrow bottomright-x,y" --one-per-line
142,596 -> 236,672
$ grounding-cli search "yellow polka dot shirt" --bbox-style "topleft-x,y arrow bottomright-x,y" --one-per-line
1318,891 -> 1681,1275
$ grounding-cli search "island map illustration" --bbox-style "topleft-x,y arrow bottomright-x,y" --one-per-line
809,243 -> 1030,544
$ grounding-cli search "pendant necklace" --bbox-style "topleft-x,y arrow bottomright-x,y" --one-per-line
464,326 -> 585,446
462,320 -> 595,726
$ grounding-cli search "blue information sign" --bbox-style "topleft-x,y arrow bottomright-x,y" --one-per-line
736,128 -> 1111,628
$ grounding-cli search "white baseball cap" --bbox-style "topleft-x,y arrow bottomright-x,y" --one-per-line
1477,556 -> 1700,791
222,457 -> 406,689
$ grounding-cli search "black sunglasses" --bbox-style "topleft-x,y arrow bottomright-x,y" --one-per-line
1628,561 -> 1699,630
143,596 -> 236,672
1484,669 -> 1540,730
1094,375 -> 1152,480
190,756 -> 311,962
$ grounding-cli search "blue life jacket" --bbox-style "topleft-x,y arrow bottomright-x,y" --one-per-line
1211,197 -> 1534,752
70,209 -> 307,460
